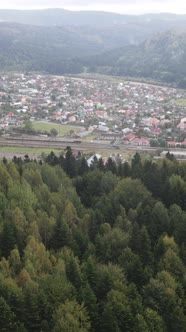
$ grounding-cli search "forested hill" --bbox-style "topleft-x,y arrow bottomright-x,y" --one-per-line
81,30 -> 186,87
1,9 -> 186,28
0,21 -> 163,74
0,149 -> 186,331
0,22 -> 105,74
0,21 -> 150,74
0,8 -> 127,26
0,22 -> 186,86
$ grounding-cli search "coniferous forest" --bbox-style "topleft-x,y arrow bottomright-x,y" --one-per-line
0,148 -> 186,331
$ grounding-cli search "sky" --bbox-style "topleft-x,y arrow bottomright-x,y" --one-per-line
0,0 -> 186,15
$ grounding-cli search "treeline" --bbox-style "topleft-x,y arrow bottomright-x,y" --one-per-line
0,149 -> 186,331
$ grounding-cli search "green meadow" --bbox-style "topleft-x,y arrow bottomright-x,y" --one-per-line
32,122 -> 83,136
175,98 -> 186,106
0,146 -> 64,159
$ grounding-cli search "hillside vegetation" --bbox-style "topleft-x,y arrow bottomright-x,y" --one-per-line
0,21 -> 154,74
0,22 -> 102,74
81,30 -> 186,87
0,150 -> 186,331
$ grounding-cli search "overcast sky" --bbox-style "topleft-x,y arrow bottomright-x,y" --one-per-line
1,0 -> 186,15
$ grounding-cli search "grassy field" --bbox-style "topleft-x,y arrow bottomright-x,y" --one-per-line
0,145 -> 154,164
0,146 -> 64,159
175,99 -> 186,106
66,73 -> 164,87
0,145 -> 136,162
32,122 -> 83,136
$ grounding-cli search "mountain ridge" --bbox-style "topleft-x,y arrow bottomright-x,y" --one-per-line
0,9 -> 186,27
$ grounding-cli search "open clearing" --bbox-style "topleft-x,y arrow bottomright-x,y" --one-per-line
32,122 -> 83,136
175,99 -> 186,106
0,146 -> 64,159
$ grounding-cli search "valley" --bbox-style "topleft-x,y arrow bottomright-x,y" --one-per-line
0,72 -> 185,160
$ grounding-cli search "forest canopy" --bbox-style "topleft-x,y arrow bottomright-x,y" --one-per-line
0,150 -> 186,331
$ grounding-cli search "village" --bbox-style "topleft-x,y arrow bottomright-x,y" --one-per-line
0,72 -> 185,151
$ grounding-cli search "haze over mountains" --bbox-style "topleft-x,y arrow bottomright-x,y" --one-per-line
0,9 -> 186,86
1,9 -> 186,27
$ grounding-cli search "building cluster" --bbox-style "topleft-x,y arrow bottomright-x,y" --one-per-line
0,72 -> 185,147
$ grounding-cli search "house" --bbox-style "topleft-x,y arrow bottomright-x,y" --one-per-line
147,117 -> 160,127
167,141 -> 177,148
87,154 -> 102,167
167,140 -> 186,148
181,140 -> 186,148
151,127 -> 162,135
177,121 -> 186,131
133,137 -> 150,146
95,111 -> 107,118
68,115 -> 77,122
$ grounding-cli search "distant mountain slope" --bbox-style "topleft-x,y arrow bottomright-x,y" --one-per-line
0,21 -> 157,74
0,22 -> 112,74
80,30 -> 186,87
1,20 -> 182,76
0,9 -> 186,28
1,9 -> 186,46
0,21 -> 186,88
0,9 -> 127,26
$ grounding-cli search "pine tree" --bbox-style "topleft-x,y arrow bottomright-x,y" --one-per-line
0,296 -> 16,331
80,282 -> 99,331
105,157 -> 117,174
97,157 -> 105,172
79,157 -> 89,175
1,222 -> 17,259
64,146 -> 77,178
138,225 -> 153,266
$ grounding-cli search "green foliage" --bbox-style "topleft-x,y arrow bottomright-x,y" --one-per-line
101,289 -> 134,331
113,177 -> 152,211
81,30 -> 186,87
144,307 -> 166,332
0,153 -> 185,330
23,120 -> 34,134
95,226 -> 130,263
52,300 -> 91,332
50,128 -> 58,137
1,222 -> 17,259
0,296 -> 16,331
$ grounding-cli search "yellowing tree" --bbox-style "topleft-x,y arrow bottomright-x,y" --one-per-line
52,300 -> 90,332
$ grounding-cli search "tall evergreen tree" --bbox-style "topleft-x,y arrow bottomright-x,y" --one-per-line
1,222 -> 17,259
64,146 -> 77,178
0,297 -> 16,332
